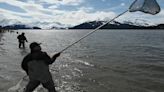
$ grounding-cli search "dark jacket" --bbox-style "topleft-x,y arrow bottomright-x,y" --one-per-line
21,51 -> 58,82
17,35 -> 27,43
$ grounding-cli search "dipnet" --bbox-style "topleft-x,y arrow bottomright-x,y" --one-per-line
129,0 -> 160,15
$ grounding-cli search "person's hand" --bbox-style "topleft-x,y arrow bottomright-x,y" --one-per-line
52,52 -> 61,59
55,52 -> 61,57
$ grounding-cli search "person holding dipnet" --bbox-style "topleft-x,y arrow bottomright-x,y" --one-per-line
21,42 -> 60,92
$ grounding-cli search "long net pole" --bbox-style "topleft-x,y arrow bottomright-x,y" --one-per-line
59,10 -> 129,53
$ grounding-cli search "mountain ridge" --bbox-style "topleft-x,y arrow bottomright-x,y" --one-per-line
69,21 -> 164,29
0,19 -> 164,30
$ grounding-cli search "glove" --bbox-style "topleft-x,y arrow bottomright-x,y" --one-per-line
55,52 -> 61,57
53,52 -> 61,58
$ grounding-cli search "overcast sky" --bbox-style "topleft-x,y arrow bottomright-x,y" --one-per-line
0,0 -> 164,26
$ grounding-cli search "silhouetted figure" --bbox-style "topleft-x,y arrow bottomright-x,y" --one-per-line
21,42 -> 60,92
17,32 -> 28,48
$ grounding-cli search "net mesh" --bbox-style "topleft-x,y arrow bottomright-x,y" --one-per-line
129,0 -> 160,15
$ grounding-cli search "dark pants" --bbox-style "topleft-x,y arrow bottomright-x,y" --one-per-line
19,42 -> 25,48
25,80 -> 57,92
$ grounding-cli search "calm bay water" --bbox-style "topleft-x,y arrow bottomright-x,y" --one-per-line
1,29 -> 164,92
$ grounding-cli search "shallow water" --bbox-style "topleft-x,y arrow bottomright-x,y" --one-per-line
1,29 -> 164,92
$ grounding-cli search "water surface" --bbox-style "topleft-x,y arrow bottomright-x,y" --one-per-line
1,29 -> 164,92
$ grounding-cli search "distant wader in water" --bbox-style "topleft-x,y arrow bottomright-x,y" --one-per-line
21,42 -> 60,92
17,32 -> 28,48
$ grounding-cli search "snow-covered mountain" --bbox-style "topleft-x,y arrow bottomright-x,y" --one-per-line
27,21 -> 70,29
0,19 -> 71,29
70,20 -> 163,29
0,18 -> 163,29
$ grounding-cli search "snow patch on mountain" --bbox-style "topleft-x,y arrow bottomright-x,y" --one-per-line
120,19 -> 155,27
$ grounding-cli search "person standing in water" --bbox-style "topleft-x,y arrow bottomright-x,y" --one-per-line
21,42 -> 60,92
17,32 -> 28,48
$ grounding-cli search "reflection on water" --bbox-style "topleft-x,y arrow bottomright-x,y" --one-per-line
0,31 -> 6,56
1,29 -> 164,92
19,48 -> 29,56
